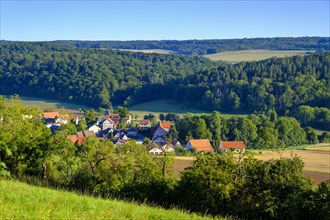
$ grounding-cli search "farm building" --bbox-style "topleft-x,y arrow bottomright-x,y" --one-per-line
186,139 -> 214,153
219,141 -> 246,153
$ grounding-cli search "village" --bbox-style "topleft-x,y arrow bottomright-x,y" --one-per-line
42,109 -> 246,155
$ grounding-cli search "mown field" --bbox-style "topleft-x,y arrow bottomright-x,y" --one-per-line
4,95 -> 88,114
118,49 -> 175,54
203,50 -> 314,63
174,145 -> 330,184
129,99 -> 248,119
0,180 -> 220,220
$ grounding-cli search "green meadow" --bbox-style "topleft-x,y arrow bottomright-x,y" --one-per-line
129,99 -> 248,119
203,50 -> 314,63
3,95 -> 89,112
118,49 -> 175,54
0,180 -> 222,220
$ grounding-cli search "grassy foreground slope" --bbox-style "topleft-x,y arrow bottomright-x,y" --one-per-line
203,50 -> 314,62
0,180 -> 219,220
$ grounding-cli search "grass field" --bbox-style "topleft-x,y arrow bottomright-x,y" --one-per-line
203,50 -> 314,63
0,180 -> 220,220
129,99 -> 248,119
118,49 -> 175,54
4,95 -> 90,113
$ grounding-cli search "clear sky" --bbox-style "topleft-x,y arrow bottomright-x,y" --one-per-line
1,0 -> 329,41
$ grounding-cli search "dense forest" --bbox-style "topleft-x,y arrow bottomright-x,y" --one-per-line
0,41 -> 329,130
50,37 -> 329,55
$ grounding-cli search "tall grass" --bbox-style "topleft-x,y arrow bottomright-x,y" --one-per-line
0,180 -> 222,219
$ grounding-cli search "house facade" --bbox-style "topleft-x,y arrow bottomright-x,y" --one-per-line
152,121 -> 171,144
219,141 -> 246,153
102,118 -> 115,130
138,119 -> 150,130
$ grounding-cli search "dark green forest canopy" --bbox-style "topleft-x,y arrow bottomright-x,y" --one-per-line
0,41 -> 329,116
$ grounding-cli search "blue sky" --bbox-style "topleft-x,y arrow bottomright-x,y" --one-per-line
1,1 -> 329,41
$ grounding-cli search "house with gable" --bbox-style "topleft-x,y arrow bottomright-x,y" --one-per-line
138,119 -> 150,130
148,146 -> 163,154
42,112 -> 60,124
186,139 -> 214,153
219,141 -> 246,153
68,130 -> 96,145
152,121 -> 171,144
102,118 -> 116,130
88,124 -> 102,134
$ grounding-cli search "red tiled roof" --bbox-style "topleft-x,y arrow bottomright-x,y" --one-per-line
220,141 -> 246,149
188,139 -> 213,152
71,115 -> 79,121
159,121 -> 171,129
42,112 -> 60,119
68,135 -> 78,143
139,119 -> 150,125
108,114 -> 120,119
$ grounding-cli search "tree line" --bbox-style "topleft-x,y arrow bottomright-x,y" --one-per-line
42,36 -> 329,55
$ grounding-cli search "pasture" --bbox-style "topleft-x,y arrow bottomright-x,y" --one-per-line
129,99 -> 248,119
4,95 -> 89,114
117,49 -> 175,54
203,50 -> 315,63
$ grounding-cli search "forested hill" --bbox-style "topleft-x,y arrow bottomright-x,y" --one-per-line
3,37 -> 329,55
0,42 -> 215,107
0,42 -> 329,115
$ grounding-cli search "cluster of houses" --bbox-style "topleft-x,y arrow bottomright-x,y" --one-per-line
42,110 -> 246,154
42,111 -> 79,132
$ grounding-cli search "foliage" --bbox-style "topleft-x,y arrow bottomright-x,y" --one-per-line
0,97 -> 53,177
176,154 -> 327,219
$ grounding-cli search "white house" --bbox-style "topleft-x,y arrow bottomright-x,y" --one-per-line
88,124 -> 101,133
152,121 -> 171,144
138,119 -> 150,130
148,146 -> 163,155
219,141 -> 246,153
102,118 -> 115,130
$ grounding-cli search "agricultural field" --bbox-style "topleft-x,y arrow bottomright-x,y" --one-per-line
118,49 -> 175,54
174,145 -> 330,184
203,50 -> 315,63
129,99 -> 248,119
4,96 -> 89,114
0,180 -> 219,220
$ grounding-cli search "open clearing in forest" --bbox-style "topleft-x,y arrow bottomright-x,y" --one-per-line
118,49 -> 175,54
129,99 -> 248,119
4,95 -> 88,114
174,146 -> 330,184
203,50 -> 315,63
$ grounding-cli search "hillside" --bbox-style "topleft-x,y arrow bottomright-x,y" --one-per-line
0,180 -> 218,219
49,37 -> 330,55
1,42 -> 329,116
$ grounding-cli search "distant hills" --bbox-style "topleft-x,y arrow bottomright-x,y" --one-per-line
2,37 -> 329,55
